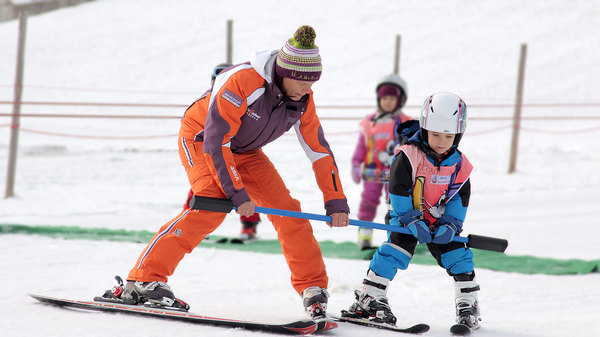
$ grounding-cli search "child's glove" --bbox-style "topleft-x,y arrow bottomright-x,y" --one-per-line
351,165 -> 362,184
400,210 -> 431,244
406,220 -> 432,244
399,209 -> 423,225
432,215 -> 463,244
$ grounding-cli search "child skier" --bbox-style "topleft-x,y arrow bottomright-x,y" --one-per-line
351,74 -> 411,249
342,92 -> 481,332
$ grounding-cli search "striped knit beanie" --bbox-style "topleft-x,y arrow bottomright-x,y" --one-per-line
275,25 -> 322,82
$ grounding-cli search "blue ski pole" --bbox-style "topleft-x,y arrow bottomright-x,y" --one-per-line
190,196 -> 508,252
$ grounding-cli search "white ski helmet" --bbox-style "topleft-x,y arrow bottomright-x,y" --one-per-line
420,92 -> 467,134
376,73 -> 408,109
419,92 -> 467,146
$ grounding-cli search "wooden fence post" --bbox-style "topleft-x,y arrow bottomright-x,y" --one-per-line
393,34 -> 401,74
508,44 -> 527,174
5,11 -> 28,198
226,19 -> 233,64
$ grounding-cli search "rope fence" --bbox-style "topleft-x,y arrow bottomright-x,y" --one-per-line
1,94 -> 600,141
0,115 -> 598,140
2,96 -> 599,199
0,84 -> 200,96
1,86 -> 600,108
15,127 -> 178,140
3,100 -> 600,110
2,112 -> 600,121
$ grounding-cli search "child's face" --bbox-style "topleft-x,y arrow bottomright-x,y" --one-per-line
379,95 -> 398,113
427,130 -> 456,155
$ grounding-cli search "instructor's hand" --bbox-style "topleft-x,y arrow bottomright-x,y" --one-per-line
236,201 -> 256,217
328,212 -> 349,228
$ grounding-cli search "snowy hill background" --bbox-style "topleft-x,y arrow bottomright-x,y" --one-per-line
1,0 -> 599,336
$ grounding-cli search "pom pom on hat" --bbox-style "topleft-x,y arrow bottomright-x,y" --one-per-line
291,25 -> 317,49
276,25 -> 322,81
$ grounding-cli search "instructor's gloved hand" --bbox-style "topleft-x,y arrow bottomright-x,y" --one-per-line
399,210 -> 431,244
432,215 -> 463,244
351,165 -> 362,184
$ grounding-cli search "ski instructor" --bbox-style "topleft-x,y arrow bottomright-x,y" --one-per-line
123,25 -> 350,319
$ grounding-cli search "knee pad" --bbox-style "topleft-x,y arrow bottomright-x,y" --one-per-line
441,247 -> 475,275
369,242 -> 412,280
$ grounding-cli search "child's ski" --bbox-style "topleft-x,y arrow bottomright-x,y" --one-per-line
450,322 -> 480,335
30,294 -> 335,335
333,315 -> 430,334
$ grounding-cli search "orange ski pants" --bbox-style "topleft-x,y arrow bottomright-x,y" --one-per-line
128,138 -> 328,295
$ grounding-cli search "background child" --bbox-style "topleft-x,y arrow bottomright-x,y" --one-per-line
343,92 -> 481,332
182,62 -> 261,241
351,74 -> 411,249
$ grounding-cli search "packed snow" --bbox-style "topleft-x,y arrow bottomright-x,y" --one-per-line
1,0 -> 599,336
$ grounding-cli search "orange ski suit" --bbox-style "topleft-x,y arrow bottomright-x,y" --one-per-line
128,50 -> 349,295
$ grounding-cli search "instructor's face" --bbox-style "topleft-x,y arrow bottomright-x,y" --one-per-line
282,78 -> 313,101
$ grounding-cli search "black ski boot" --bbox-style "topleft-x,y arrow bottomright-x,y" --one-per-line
451,272 -> 481,334
96,276 -> 189,311
342,270 -> 397,325
456,301 -> 480,328
302,286 -> 329,320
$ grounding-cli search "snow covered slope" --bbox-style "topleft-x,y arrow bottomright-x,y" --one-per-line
1,0 -> 599,336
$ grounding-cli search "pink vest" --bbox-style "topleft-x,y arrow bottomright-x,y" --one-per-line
360,113 -> 410,182
397,144 -> 473,227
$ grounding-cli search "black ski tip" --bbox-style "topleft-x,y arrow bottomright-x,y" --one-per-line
333,315 -> 429,334
450,323 -> 473,335
229,238 -> 245,244
215,237 -> 229,244
406,323 -> 430,334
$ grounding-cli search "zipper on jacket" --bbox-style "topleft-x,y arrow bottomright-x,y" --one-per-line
331,170 -> 338,191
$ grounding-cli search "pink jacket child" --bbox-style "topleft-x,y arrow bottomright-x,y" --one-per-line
351,74 -> 411,249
